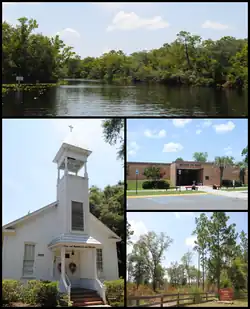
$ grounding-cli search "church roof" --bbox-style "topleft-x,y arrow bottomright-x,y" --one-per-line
63,132 -> 90,152
48,233 -> 102,248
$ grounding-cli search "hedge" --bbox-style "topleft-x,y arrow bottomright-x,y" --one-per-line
104,279 -> 124,307
222,179 -> 242,187
2,279 -> 59,307
142,180 -> 170,190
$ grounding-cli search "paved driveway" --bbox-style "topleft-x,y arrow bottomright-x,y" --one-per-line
127,194 -> 248,210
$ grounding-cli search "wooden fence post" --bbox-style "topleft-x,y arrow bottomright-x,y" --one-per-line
206,293 -> 208,301
161,295 -> 163,307
136,299 -> 140,306
177,293 -> 179,307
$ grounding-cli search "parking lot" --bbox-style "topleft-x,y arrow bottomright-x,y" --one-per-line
127,193 -> 248,210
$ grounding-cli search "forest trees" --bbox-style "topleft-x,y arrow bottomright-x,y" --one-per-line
128,213 -> 248,294
2,17 -> 248,88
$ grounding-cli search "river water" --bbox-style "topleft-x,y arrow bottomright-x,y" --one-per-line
2,79 -> 248,117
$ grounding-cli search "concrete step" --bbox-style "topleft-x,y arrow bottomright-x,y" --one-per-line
73,300 -> 104,306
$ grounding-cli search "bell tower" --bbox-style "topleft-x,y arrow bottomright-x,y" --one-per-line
53,128 -> 92,235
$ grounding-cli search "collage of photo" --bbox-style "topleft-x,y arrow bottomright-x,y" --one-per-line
2,1 -> 248,308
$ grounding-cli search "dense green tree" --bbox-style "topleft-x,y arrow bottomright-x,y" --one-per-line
175,157 -> 184,161
181,250 -> 194,285
206,212 -> 238,292
139,231 -> 173,291
102,119 -> 124,160
3,18 -> 248,89
89,183 -> 125,278
214,156 -> 235,186
192,213 -> 209,290
193,152 -> 208,162
143,166 -> 162,181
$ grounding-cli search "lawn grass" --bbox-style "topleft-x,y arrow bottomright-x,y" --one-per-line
185,299 -> 248,307
221,187 -> 248,192
127,180 -> 146,190
127,190 -> 206,196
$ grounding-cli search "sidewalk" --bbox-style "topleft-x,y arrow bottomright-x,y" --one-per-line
202,186 -> 248,200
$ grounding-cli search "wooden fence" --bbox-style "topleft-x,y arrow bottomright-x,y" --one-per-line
127,292 -> 216,307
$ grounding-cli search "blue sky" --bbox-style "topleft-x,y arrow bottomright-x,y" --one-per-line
3,2 -> 248,57
127,119 -> 248,163
2,119 -> 123,225
127,211 -> 248,270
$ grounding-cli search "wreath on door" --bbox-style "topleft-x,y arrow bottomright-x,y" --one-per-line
69,262 -> 77,274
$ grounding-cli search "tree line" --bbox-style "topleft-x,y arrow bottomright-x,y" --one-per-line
2,18 -> 248,89
127,213 -> 248,294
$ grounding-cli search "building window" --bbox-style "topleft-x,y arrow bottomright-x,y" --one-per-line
96,249 -> 103,272
72,201 -> 84,231
205,176 -> 209,180
23,244 -> 35,277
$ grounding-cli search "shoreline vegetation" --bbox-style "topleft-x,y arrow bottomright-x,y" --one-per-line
2,17 -> 248,91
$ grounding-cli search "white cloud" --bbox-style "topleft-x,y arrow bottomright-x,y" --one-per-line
196,129 -> 202,135
224,146 -> 233,156
144,129 -> 166,139
202,120 -> 212,128
127,219 -> 148,254
202,20 -> 230,30
185,236 -> 197,248
106,10 -> 169,31
128,141 -> 140,157
163,142 -> 183,153
172,119 -> 192,128
57,28 -> 80,38
174,212 -> 194,219
213,121 -> 235,134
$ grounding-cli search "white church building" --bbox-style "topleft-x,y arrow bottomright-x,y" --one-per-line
2,135 -> 121,305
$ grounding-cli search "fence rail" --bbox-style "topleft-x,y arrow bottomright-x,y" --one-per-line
127,292 -> 216,307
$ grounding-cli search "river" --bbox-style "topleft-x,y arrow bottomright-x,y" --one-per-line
2,79 -> 248,117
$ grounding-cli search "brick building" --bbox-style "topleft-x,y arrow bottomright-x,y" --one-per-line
127,161 -> 248,186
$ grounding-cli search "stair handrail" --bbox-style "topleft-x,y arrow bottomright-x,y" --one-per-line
95,277 -> 106,304
63,272 -> 71,302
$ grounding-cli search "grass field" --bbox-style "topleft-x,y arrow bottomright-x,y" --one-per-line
185,299 -> 248,307
127,190 -> 206,196
127,180 -> 148,190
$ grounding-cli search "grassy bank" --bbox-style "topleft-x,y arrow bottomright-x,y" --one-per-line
2,80 -> 68,95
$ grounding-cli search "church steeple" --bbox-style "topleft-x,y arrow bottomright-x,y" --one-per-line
52,127 -> 92,234
53,127 -> 92,181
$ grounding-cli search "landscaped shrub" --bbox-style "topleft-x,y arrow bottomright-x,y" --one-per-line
3,279 -> 59,307
142,181 -> 153,189
222,179 -> 242,188
142,180 -> 170,190
104,279 -> 124,307
222,179 -> 233,187
2,280 -> 24,305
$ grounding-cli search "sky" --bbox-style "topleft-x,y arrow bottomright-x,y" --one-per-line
2,2 -> 248,58
127,119 -> 248,163
2,119 -> 123,225
127,211 -> 248,272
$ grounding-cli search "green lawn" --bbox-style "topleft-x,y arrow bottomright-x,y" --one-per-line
221,187 -> 248,192
185,300 -> 248,307
127,190 -> 206,196
127,180 -> 147,190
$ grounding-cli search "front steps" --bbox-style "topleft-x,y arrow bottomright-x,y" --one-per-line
71,288 -> 105,307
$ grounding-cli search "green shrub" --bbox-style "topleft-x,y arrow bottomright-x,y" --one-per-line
142,181 -> 152,189
104,279 -> 124,307
2,280 -> 23,304
142,180 -> 170,190
189,286 -> 203,304
3,279 -> 59,306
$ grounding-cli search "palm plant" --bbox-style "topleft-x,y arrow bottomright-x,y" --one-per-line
214,156 -> 235,187
235,161 -> 247,185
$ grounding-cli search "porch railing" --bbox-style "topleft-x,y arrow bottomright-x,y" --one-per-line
61,272 -> 71,302
94,278 -> 106,304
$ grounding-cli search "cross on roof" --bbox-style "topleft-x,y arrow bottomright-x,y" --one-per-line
69,125 -> 74,132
